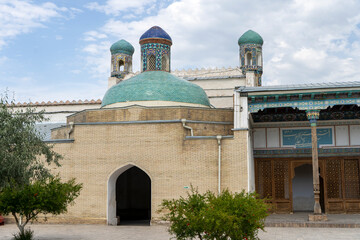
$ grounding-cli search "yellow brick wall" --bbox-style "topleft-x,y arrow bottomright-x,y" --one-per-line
67,106 -> 233,123
49,108 -> 248,224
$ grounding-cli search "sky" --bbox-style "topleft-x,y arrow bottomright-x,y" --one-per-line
0,0 -> 360,103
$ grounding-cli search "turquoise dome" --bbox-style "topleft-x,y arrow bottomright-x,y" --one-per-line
110,39 -> 135,55
102,71 -> 211,107
238,30 -> 263,45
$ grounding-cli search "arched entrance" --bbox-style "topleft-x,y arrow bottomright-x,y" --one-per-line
107,164 -> 151,225
116,167 -> 151,225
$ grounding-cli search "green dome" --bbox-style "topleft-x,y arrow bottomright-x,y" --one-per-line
238,30 -> 263,45
102,71 -> 211,107
110,39 -> 135,55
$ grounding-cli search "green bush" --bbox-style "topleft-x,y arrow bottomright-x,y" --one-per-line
12,229 -> 34,240
0,177 -> 82,237
159,187 -> 269,240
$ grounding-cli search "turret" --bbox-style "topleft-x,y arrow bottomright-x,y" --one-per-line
238,30 -> 263,86
108,39 -> 134,88
139,26 -> 172,72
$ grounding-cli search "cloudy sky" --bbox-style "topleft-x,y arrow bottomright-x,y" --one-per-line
0,0 -> 360,103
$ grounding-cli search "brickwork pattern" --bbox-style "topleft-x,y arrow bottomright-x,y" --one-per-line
50,111 -> 248,223
66,107 -> 233,124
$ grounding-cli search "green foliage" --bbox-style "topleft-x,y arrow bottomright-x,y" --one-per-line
0,92 -> 82,236
0,177 -> 82,234
12,229 -> 34,240
159,187 -> 269,240
0,93 -> 61,190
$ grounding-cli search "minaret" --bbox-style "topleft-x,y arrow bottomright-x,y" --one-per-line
139,26 -> 172,72
238,30 -> 263,87
108,39 -> 134,88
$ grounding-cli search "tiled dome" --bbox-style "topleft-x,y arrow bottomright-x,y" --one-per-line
110,39 -> 135,55
139,26 -> 172,42
238,30 -> 263,46
102,71 -> 210,108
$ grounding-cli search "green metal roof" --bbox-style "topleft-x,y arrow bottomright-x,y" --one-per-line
110,39 -> 135,55
102,71 -> 211,107
238,30 -> 263,46
237,81 -> 360,93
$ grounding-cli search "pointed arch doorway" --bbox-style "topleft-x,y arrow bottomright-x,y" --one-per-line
107,165 -> 151,225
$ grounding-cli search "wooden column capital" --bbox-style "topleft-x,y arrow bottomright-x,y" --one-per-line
306,109 -> 320,126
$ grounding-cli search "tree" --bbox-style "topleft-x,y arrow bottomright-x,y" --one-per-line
0,93 -> 82,238
0,177 -> 82,235
159,187 -> 269,240
0,93 -> 61,190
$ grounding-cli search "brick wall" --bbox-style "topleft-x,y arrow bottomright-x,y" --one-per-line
48,107 -> 248,224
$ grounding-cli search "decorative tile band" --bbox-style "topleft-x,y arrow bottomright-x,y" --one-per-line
239,43 -> 262,77
111,53 -> 132,78
249,98 -> 360,113
254,147 -> 360,158
141,43 -> 170,72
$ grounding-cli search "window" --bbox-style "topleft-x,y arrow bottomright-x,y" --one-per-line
257,53 -> 262,66
118,60 -> 124,71
161,55 -> 169,71
148,55 -> 156,71
246,53 -> 252,65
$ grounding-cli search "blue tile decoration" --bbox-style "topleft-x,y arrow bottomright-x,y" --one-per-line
111,53 -> 132,78
254,148 -> 360,158
249,98 -> 360,113
282,128 -> 333,148
140,26 -> 172,42
141,43 -> 170,71
238,30 -> 263,80
110,39 -> 134,78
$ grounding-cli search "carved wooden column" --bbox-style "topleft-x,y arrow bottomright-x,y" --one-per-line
306,110 -> 326,219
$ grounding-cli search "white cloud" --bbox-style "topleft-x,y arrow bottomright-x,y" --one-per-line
83,31 -> 108,42
0,0 -> 72,50
86,0 -> 157,16
82,41 -> 111,80
293,48 -> 327,70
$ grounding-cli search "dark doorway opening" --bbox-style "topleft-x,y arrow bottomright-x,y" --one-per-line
116,166 -> 151,225
292,164 -> 314,212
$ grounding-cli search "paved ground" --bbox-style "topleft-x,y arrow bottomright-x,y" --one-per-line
1,224 -> 360,240
265,213 -> 360,228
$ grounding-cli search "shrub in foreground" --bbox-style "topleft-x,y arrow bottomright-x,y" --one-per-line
0,177 -> 82,238
159,187 -> 269,240
12,229 -> 34,240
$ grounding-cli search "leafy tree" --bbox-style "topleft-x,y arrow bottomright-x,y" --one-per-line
159,187 -> 269,240
0,177 -> 82,235
0,93 -> 61,190
0,93 -> 82,238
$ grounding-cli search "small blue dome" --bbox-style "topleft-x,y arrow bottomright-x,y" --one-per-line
140,26 -> 172,42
